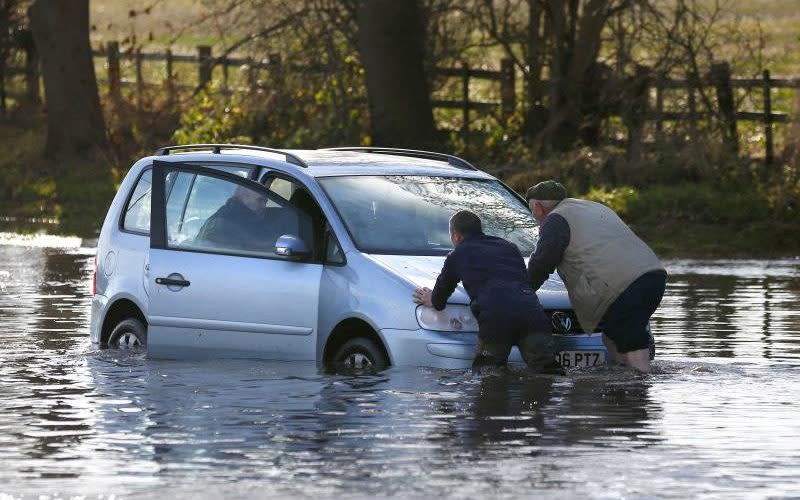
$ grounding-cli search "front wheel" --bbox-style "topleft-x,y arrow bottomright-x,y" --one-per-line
108,318 -> 147,349
332,337 -> 388,374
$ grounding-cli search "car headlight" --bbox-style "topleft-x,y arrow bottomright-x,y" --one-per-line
416,304 -> 478,332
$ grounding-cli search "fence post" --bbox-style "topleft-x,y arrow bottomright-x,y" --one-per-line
500,58 -> 515,122
107,41 -> 121,101
0,61 -> 6,115
687,74 -> 698,139
22,34 -> 40,105
165,48 -> 174,103
625,65 -> 651,165
654,73 -> 664,142
762,69 -> 774,168
135,47 -> 144,112
222,56 -> 229,91
711,62 -> 738,155
246,57 -> 257,93
269,53 -> 282,83
461,63 -> 470,137
197,45 -> 212,87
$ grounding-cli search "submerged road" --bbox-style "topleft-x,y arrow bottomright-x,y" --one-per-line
0,235 -> 798,498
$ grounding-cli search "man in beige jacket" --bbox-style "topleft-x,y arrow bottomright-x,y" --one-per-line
526,180 -> 667,372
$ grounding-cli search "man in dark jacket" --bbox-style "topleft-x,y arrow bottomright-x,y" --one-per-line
412,210 -> 560,372
196,186 -> 275,253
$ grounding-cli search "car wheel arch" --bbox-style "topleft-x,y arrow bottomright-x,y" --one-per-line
323,318 -> 392,367
101,298 -> 147,346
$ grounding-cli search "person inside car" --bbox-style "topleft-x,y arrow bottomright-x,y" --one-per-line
195,185 -> 293,254
526,180 -> 667,372
413,210 -> 562,373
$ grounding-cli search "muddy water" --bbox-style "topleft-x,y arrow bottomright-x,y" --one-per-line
0,236 -> 798,498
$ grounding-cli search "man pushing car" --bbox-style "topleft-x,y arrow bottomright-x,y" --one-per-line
525,180 -> 667,372
412,210 -> 561,373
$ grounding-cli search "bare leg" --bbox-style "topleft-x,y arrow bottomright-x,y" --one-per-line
602,334 -> 625,365
624,348 -> 651,373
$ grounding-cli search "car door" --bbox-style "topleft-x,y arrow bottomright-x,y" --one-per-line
146,160 -> 322,360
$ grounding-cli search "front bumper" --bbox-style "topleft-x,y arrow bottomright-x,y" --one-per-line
89,293 -> 109,344
381,328 -> 609,369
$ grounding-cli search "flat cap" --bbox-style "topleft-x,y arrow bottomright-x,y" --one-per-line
526,180 -> 567,201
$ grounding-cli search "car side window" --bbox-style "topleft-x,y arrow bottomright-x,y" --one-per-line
122,170 -> 153,233
165,172 -> 195,242
123,169 -> 193,235
263,174 -> 332,261
325,229 -> 345,265
166,172 -> 312,259
266,177 -> 295,201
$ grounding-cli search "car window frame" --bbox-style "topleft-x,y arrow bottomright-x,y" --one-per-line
151,160 -> 322,264
119,162 -> 259,237
259,169 -> 347,267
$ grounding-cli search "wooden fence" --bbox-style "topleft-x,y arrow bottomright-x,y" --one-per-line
3,40 -> 800,164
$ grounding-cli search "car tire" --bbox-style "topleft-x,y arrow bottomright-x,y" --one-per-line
332,337 -> 388,373
108,318 -> 147,349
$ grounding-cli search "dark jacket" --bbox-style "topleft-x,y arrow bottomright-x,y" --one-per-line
431,234 -> 538,319
195,198 -> 273,252
527,213 -> 570,291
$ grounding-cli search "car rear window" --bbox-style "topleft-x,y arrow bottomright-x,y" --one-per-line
122,169 -> 152,233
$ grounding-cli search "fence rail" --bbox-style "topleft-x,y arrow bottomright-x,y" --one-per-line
2,41 -> 799,164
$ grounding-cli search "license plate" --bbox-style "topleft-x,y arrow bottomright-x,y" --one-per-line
556,350 -> 606,368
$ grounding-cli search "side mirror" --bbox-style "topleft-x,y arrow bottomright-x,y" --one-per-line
275,234 -> 311,260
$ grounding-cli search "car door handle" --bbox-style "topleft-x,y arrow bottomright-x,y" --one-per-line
155,277 -> 191,287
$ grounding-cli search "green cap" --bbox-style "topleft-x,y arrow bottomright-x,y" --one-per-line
526,180 -> 567,201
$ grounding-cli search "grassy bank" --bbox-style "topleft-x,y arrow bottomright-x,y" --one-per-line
501,148 -> 800,259
590,186 -> 800,259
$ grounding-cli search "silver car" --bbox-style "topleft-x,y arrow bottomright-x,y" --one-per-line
90,145 -> 621,371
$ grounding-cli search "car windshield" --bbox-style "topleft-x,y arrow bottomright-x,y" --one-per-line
319,175 -> 539,255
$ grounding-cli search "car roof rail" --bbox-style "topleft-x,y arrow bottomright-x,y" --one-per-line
153,144 -> 308,168
321,147 -> 477,170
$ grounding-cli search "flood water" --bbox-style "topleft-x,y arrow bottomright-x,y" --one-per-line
1,234 -> 799,498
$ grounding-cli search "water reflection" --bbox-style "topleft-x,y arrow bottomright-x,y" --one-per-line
0,242 -> 799,497
651,263 -> 800,362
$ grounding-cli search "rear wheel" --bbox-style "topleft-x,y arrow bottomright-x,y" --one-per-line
332,337 -> 388,373
108,318 -> 147,349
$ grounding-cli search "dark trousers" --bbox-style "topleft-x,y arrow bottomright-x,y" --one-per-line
473,334 -> 561,373
471,302 -> 560,373
603,271 -> 667,353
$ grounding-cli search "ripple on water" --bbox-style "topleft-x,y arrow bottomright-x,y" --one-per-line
1,245 -> 799,497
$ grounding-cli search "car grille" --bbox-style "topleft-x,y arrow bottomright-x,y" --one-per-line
545,309 -> 603,334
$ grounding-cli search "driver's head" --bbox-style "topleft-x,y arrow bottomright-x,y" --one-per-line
526,180 -> 566,223
233,185 -> 266,214
449,210 -> 483,247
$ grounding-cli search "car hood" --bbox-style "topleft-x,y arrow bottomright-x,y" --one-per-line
366,254 -> 572,310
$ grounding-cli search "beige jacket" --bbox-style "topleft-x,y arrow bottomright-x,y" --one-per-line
550,198 -> 664,332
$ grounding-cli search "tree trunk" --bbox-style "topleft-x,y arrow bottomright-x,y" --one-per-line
539,0 -> 611,151
525,0 -> 544,106
357,0 -> 437,148
28,0 -> 108,159
521,0 -> 549,138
